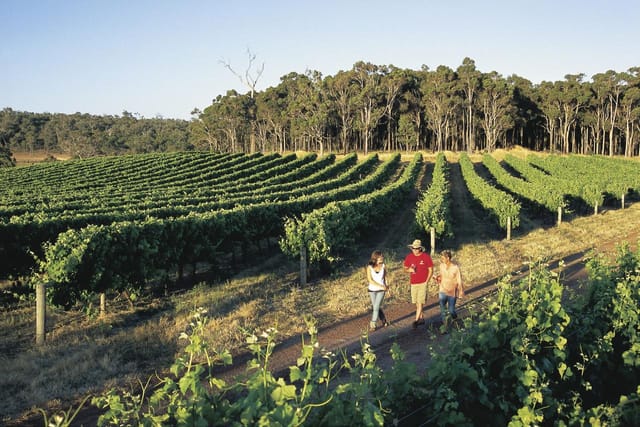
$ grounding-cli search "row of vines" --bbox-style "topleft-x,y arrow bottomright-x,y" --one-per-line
1,151 -> 414,308
415,153 -> 640,243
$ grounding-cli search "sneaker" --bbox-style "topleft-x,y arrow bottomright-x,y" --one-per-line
452,313 -> 458,320
383,321 -> 390,328
416,318 -> 425,325
369,322 -> 377,331
412,321 -> 418,329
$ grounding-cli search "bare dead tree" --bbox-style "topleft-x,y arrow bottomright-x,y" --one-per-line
219,49 -> 264,153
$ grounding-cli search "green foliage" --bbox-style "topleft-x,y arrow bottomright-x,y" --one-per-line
90,309 -> 391,426
482,153 -> 565,215
415,152 -> 453,238
0,144 -> 15,168
280,153 -> 422,265
459,152 -> 521,230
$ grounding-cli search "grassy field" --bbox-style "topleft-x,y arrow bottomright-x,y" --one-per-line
2,149 -> 640,425
12,151 -> 72,165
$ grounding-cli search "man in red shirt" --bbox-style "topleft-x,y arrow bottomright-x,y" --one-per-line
403,239 -> 433,328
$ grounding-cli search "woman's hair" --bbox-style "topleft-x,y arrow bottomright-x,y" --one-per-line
441,249 -> 452,260
368,250 -> 383,266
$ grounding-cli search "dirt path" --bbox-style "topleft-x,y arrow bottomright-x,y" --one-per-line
448,160 -> 501,244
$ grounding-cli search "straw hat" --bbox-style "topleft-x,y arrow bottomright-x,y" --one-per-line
408,239 -> 424,250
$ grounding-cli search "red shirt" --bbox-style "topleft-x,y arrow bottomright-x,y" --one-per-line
404,252 -> 433,284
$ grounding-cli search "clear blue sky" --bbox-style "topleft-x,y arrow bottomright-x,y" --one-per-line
2,0 -> 639,120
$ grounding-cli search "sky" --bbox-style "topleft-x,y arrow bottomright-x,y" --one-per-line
2,0 -> 639,121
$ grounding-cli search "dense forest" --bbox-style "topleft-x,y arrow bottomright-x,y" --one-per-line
1,58 -> 639,163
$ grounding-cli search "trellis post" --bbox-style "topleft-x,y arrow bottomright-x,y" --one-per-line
36,282 -> 46,345
100,293 -> 106,317
300,245 -> 307,287
557,206 -> 562,226
430,227 -> 436,256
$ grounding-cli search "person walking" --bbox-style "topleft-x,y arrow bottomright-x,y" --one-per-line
435,249 -> 465,332
403,239 -> 433,328
366,250 -> 389,331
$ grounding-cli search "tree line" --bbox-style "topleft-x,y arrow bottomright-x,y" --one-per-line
2,57 -> 640,163
0,110 -> 192,161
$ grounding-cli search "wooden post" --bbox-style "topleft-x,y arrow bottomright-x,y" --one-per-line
100,293 -> 106,317
36,282 -> 46,345
557,206 -> 562,226
594,203 -> 599,216
430,227 -> 436,256
506,217 -> 512,241
300,245 -> 307,287
622,193 -> 625,209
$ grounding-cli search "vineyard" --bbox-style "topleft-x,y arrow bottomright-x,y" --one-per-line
2,149 -> 640,425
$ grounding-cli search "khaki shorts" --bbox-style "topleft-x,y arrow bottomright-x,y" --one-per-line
411,283 -> 428,304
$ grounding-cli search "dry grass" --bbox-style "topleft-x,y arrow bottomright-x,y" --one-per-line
12,151 -> 71,165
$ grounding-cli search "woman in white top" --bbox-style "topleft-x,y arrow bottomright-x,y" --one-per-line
366,250 -> 389,331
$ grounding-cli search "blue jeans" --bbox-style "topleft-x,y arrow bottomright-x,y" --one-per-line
439,292 -> 457,321
369,290 -> 386,323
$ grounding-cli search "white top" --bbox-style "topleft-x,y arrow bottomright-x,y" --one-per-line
368,264 -> 386,292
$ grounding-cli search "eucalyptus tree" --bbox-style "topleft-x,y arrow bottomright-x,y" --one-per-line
6,113 -> 39,153
352,61 -> 386,154
0,108 -> 21,153
0,144 -> 13,167
220,49 -> 264,154
477,71 -> 515,151
508,75 -> 543,150
281,71 -> 312,151
582,80 -> 606,154
255,85 -> 290,153
283,70 -> 329,154
0,109 -> 16,166
189,103 -> 225,152
54,113 -> 100,158
592,70 -> 624,155
324,70 -> 358,154
619,68 -> 640,156
397,70 -> 424,151
150,118 -> 191,152
191,90 -> 248,153
420,65 -> 459,151
40,115 -> 63,152
379,65 -> 407,151
457,57 -> 482,152
536,81 -> 562,152
554,74 -> 590,154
